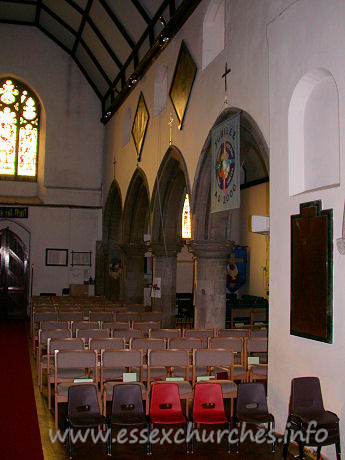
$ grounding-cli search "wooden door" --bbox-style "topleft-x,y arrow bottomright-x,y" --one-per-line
0,228 -> 29,318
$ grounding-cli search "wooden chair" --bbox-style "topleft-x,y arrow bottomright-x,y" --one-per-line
149,328 -> 181,339
100,349 -> 146,415
37,328 -> 71,392
71,320 -> 100,337
216,328 -> 250,338
147,349 -> 193,416
183,328 -> 215,347
208,336 -> 247,382
192,348 -> 237,417
54,349 -> 98,431
46,337 -> 85,410
244,337 -> 268,382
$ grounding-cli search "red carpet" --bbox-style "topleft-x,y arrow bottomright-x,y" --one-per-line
0,320 -> 44,459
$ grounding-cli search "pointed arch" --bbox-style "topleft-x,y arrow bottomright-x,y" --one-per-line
102,180 -> 123,300
151,146 -> 192,246
192,107 -> 269,241
123,167 -> 150,244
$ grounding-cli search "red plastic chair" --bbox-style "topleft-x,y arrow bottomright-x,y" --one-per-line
149,382 -> 189,453
191,382 -> 231,454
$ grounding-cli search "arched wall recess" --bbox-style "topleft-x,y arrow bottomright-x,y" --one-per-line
288,68 -> 340,196
202,0 -> 225,70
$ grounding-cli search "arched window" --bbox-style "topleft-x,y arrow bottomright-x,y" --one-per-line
181,194 -> 191,239
0,77 -> 40,180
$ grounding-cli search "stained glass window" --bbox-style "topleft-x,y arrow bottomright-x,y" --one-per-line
182,194 -> 191,239
0,78 -> 40,180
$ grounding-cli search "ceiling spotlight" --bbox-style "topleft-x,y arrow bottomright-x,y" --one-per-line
106,111 -> 112,116
159,16 -> 167,26
128,74 -> 138,87
159,33 -> 170,46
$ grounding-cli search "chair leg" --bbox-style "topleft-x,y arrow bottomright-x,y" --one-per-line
271,420 -> 275,452
282,421 -> 291,459
48,380 -> 51,410
55,399 -> 59,433
146,422 -> 151,455
298,442 -> 305,459
335,435 -> 341,460
227,421 -> 231,453
316,446 -> 321,460
68,427 -> 72,459
185,422 -> 189,453
190,422 -> 194,454
107,423 -> 112,456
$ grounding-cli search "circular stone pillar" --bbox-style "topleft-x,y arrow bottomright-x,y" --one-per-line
150,242 -> 183,328
121,243 -> 147,303
188,240 -> 233,329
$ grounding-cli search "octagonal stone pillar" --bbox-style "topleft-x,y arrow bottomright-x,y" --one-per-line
150,242 -> 183,328
121,243 -> 147,303
188,240 -> 233,329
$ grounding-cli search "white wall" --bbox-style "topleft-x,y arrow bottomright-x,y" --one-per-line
0,24 -> 104,303
0,24 -> 104,207
268,0 -> 345,457
100,0 -> 344,456
0,206 -> 102,301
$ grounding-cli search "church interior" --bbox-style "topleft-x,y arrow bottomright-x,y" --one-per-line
0,1 -> 343,459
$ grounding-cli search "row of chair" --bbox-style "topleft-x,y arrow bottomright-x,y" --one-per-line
51,347 -> 241,431
65,377 -> 341,460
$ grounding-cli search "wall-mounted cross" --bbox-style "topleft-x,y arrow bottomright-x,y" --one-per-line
222,62 -> 231,103
168,113 -> 174,146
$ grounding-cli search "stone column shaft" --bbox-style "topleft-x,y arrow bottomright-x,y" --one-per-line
150,242 -> 183,328
188,240 -> 233,329
122,243 -> 146,303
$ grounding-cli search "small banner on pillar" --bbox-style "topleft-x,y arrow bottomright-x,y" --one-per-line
226,245 -> 247,293
151,277 -> 161,298
211,113 -> 240,213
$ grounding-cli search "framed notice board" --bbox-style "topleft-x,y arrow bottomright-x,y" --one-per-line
290,200 -> 333,343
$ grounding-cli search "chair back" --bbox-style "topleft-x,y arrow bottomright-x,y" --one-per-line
130,337 -> 166,352
193,382 -> 226,420
290,377 -> 325,413
236,382 -> 269,417
71,321 -> 100,336
139,312 -> 163,324
208,337 -> 243,364
250,329 -> 268,338
34,311 -> 58,323
39,328 -> 71,348
133,321 -> 161,334
149,383 -> 183,419
149,329 -> 181,339
116,311 -> 140,323
89,311 -> 114,322
68,384 -> 101,419
192,348 -> 234,383
112,329 -> 144,340
89,337 -> 125,352
183,329 -> 214,346
216,328 -> 249,338
111,383 -> 145,419
101,321 -> 130,330
245,338 -> 268,363
40,320 -> 69,331
168,337 -> 203,350
55,349 -> 97,380
59,311 -> 84,322
48,337 -> 85,354
76,328 -> 109,339
148,349 -> 189,383
101,349 -> 143,382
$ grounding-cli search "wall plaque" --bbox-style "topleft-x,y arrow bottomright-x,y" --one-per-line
291,200 -> 333,343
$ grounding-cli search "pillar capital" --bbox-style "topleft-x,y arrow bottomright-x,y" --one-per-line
150,241 -> 183,257
187,239 -> 233,259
